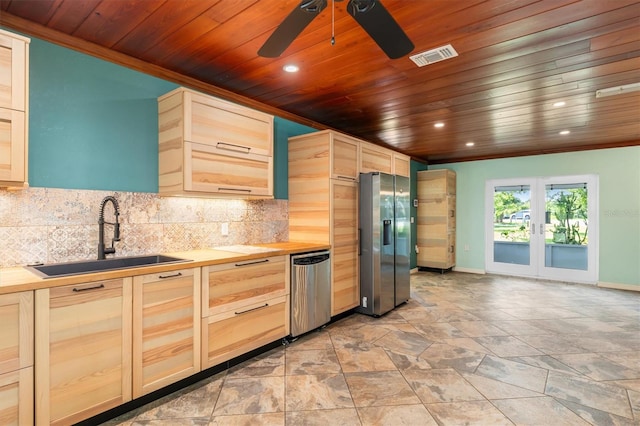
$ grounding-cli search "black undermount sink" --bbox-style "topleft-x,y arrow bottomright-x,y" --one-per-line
26,254 -> 190,278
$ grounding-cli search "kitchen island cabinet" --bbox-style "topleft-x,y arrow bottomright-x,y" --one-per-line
35,278 -> 132,426
0,29 -> 29,188
0,291 -> 33,425
132,267 -> 200,398
158,87 -> 274,197
201,255 -> 288,368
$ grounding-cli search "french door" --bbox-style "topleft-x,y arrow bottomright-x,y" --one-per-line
485,174 -> 598,283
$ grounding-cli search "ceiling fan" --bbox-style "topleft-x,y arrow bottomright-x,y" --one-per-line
258,0 -> 414,59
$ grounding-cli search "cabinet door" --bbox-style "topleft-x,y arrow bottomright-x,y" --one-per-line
393,153 -> 410,177
186,91 -> 273,156
0,109 -> 26,184
185,141 -> 273,196
360,143 -> 393,174
331,135 -> 359,181
0,367 -> 33,426
0,30 -> 28,111
36,279 -> 132,426
133,268 -> 201,398
202,255 -> 287,317
331,180 -> 359,315
202,295 -> 288,368
0,291 -> 33,374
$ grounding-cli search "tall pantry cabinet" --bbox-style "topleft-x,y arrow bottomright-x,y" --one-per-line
288,131 -> 360,316
417,169 -> 456,270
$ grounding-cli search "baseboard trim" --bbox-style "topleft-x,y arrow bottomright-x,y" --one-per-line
410,267 -> 419,274
597,281 -> 640,292
452,267 -> 486,274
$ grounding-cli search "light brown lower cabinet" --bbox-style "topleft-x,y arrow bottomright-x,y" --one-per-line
133,268 -> 201,398
35,279 -> 133,426
0,291 -> 33,425
201,256 -> 289,368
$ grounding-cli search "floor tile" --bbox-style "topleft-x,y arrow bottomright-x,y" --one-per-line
402,368 -> 485,403
226,347 -> 284,378
473,335 -> 543,357
418,342 -> 486,372
373,329 -> 433,357
492,396 -> 590,425
451,320 -> 510,337
285,408 -> 361,425
345,370 -> 421,407
285,374 -> 353,411
412,322 -> 466,341
552,353 -> 640,381
545,371 -> 633,419
285,348 -> 341,376
425,400 -> 514,425
475,355 -> 548,393
212,376 -> 284,416
209,412 -> 284,426
335,345 -> 397,373
461,372 -> 542,399
357,404 -> 438,426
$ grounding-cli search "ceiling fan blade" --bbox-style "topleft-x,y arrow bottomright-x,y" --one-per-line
258,0 -> 328,58
347,0 -> 414,59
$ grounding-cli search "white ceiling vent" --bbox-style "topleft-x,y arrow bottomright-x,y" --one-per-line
410,44 -> 458,67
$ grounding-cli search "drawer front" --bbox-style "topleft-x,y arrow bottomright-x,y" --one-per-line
202,296 -> 288,368
0,291 -> 33,373
203,256 -> 286,316
0,367 -> 33,426
187,92 -> 273,156
185,141 -> 272,196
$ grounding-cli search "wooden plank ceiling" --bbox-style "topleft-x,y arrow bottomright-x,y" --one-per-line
1,0 -> 639,163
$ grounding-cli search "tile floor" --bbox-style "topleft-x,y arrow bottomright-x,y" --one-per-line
105,271 -> 640,425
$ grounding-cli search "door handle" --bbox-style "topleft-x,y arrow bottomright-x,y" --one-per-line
531,223 -> 535,234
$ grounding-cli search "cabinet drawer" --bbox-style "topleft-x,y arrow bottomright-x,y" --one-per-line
201,295 -> 288,368
0,367 -> 33,426
186,142 -> 273,196
203,255 -> 286,316
0,291 -> 32,374
187,91 -> 273,156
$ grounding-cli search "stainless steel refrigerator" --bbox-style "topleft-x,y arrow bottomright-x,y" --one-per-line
357,172 -> 411,316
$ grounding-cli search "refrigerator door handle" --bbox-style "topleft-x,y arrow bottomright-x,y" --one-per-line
383,219 -> 392,246
358,228 -> 362,255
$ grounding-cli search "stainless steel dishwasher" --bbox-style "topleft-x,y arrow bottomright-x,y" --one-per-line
290,250 -> 331,338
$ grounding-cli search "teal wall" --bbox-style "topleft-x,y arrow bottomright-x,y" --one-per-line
429,146 -> 640,286
26,35 -> 311,197
29,38 -> 177,192
411,160 -> 428,269
273,117 -> 316,199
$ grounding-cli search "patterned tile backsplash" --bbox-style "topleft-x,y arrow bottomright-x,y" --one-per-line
0,187 -> 289,267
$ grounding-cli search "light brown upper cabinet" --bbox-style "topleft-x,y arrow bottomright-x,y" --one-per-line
0,30 -> 29,188
158,87 -> 274,197
393,152 -> 410,177
360,142 -> 393,175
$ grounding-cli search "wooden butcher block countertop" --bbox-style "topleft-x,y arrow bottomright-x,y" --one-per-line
0,241 -> 330,295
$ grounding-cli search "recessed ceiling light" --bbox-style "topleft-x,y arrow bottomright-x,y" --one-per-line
283,64 -> 299,73
559,130 -> 570,135
465,142 -> 475,147
553,101 -> 566,107
434,122 -> 445,128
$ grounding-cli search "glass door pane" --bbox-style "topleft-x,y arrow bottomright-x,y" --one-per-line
539,175 -> 597,283
485,178 -> 539,277
493,185 -> 531,265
